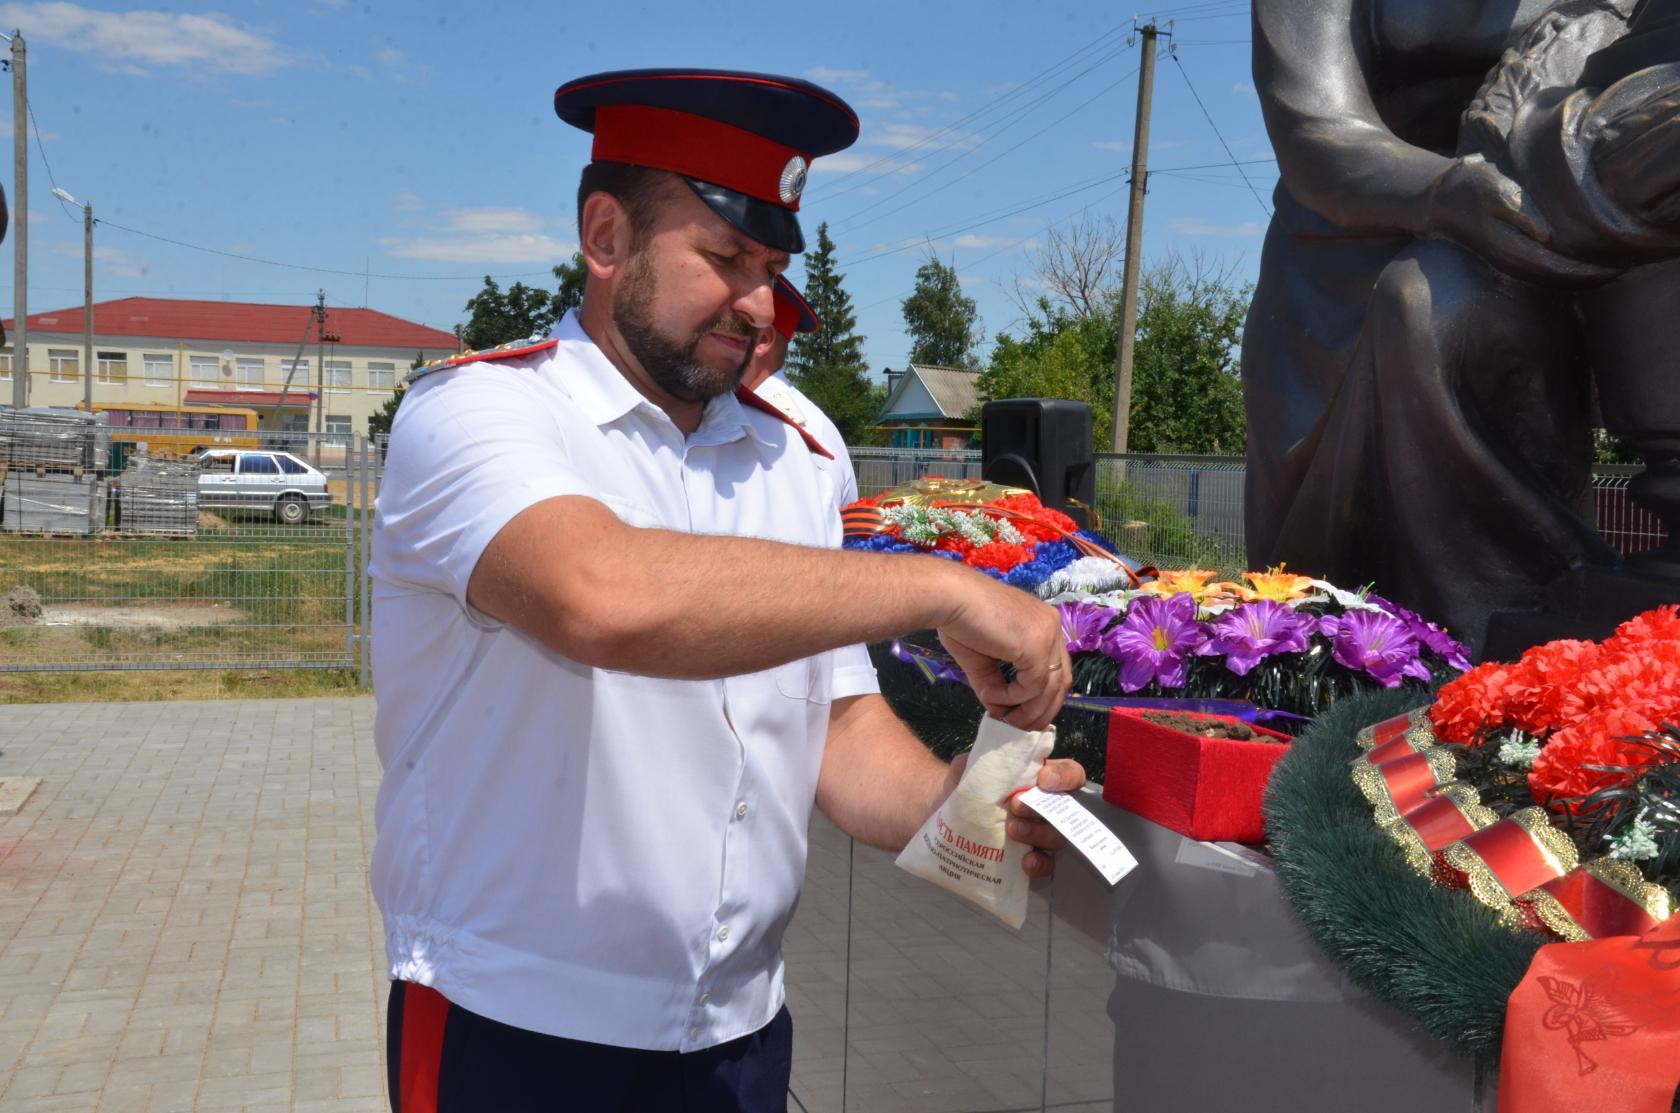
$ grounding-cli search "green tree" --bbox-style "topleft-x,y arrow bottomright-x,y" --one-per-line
978,254 -> 1250,454
460,277 -> 557,351
788,223 -> 866,375
901,253 -> 979,368
783,224 -> 884,445
981,301 -> 1118,445
1130,260 -> 1249,454
552,252 -> 587,320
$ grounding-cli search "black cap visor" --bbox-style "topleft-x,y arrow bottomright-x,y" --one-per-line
684,177 -> 805,255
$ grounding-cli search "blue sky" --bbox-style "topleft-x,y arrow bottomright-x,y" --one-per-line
0,0 -> 1270,373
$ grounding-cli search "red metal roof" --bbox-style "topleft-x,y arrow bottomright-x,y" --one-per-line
184,390 -> 315,409
4,297 -> 459,350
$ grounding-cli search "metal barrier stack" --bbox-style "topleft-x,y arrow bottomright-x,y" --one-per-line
115,455 -> 200,536
0,409 -> 110,535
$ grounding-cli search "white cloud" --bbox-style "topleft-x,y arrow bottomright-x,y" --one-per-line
376,46 -> 405,68
808,151 -> 922,178
805,66 -> 951,113
1169,217 -> 1263,238
0,3 -> 292,75
1092,139 -> 1129,152
1232,82 -> 1256,96
52,241 -> 148,278
443,207 -> 547,235
379,233 -> 575,265
393,191 -> 426,213
867,121 -> 979,151
380,206 -> 573,264
953,234 -> 1034,250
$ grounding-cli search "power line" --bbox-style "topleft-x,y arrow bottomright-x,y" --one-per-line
1169,51 -> 1270,216
837,63 -> 1141,238
25,95 -> 77,224
809,21 -> 1136,201
95,218 -> 557,282
830,37 -> 1136,225
838,167 -> 1133,268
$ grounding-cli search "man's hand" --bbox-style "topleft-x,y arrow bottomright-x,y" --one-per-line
943,749 -> 1089,878
936,572 -> 1072,730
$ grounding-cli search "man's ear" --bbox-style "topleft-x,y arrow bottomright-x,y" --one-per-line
580,191 -> 633,280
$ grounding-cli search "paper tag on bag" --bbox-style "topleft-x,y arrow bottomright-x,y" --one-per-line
1017,787 -> 1138,886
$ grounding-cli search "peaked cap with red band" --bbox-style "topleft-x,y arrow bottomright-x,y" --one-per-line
553,68 -> 859,254
772,275 -> 820,340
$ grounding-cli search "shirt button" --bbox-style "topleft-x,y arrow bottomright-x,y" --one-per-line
717,925 -> 730,942
689,1026 -> 701,1041
735,801 -> 749,819
697,993 -> 710,1006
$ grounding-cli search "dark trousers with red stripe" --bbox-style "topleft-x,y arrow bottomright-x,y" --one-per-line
387,981 -> 794,1113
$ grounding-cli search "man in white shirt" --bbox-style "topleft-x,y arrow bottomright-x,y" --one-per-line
747,275 -> 857,504
371,68 -> 1080,1113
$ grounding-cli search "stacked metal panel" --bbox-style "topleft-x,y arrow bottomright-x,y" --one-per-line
1,468 -> 109,534
0,408 -> 107,472
116,455 -> 200,536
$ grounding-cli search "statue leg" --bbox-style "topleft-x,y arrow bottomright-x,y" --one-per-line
1267,240 -> 1609,651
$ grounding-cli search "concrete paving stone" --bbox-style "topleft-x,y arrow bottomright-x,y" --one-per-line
0,697 -> 1126,1112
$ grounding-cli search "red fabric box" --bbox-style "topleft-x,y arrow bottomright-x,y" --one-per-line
1100,708 -> 1290,843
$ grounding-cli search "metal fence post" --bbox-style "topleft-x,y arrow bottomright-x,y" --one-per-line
360,435 -> 372,688
344,435 -> 356,671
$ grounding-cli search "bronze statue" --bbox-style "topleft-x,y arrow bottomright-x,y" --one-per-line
1243,0 -> 1680,654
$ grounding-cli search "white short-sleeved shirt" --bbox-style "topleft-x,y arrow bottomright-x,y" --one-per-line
369,310 -> 879,1053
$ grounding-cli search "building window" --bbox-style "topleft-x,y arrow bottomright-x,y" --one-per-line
49,349 -> 79,382
324,414 -> 353,436
190,355 -> 220,388
279,359 -> 309,389
324,359 -> 352,392
97,351 -> 128,385
367,361 -> 396,392
235,358 -> 265,390
143,354 -> 173,387
0,349 -> 11,381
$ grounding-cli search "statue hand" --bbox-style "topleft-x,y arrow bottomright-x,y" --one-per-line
1594,86 -> 1680,228
1425,157 -> 1611,285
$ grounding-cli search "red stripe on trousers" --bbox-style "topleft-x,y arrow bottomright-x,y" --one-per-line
399,984 -> 451,1113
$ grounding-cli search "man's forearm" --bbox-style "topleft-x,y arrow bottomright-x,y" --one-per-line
815,694 -> 951,852
469,493 -> 974,679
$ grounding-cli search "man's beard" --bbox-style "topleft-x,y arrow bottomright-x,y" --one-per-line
612,252 -> 754,403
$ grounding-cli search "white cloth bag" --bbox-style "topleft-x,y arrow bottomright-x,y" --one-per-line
895,716 -> 1056,930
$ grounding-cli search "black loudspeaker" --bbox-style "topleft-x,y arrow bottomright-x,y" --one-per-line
981,399 -> 1095,529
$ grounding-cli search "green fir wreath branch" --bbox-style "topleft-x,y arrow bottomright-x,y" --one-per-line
1263,687 -> 1547,1065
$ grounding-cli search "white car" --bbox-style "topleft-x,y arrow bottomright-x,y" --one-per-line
196,449 -> 332,524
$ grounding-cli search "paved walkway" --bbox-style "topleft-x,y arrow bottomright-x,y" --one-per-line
0,699 -> 1112,1113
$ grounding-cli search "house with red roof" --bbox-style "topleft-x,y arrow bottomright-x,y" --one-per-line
1,298 -> 459,435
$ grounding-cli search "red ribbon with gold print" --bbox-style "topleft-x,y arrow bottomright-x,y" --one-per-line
1498,915 -> 1680,1113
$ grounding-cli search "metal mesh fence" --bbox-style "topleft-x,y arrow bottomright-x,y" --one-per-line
849,446 -> 984,497
1,425 -> 1664,674
0,424 -> 371,673
1091,453 -> 1249,576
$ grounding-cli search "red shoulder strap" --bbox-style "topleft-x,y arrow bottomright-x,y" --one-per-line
735,385 -> 834,459
443,338 -> 560,368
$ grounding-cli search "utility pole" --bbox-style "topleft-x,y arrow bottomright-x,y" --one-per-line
8,32 -> 25,409
55,191 -> 92,412
1110,21 -> 1159,455
273,290 -> 324,434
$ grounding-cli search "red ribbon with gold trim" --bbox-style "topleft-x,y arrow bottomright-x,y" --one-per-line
1498,915 -> 1680,1113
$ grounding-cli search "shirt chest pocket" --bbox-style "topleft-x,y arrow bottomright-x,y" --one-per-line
772,653 -> 833,705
